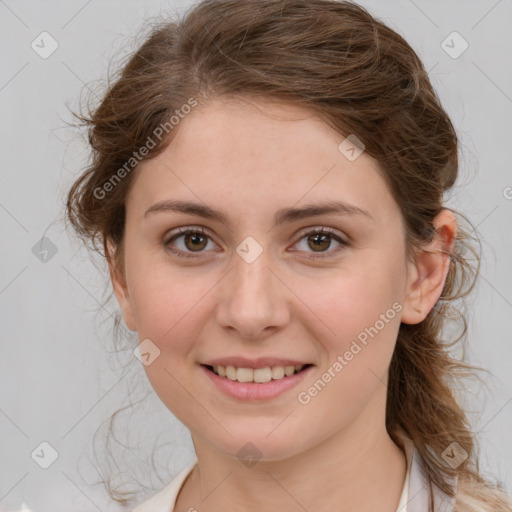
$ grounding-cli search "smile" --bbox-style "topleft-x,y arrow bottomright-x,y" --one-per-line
201,363 -> 314,401
205,364 -> 312,383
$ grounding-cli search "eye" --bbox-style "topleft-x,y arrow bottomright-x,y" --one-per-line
164,226 -> 348,260
164,227 -> 218,259
292,227 -> 348,259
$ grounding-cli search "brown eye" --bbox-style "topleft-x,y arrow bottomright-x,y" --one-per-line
164,227 -> 216,258
293,227 -> 348,259
182,232 -> 208,251
307,232 -> 332,252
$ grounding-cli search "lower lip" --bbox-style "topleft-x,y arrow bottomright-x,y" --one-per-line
200,364 -> 314,401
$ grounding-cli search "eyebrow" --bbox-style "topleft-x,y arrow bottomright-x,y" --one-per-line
143,199 -> 374,225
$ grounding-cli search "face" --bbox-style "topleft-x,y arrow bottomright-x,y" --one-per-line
110,97 -> 427,462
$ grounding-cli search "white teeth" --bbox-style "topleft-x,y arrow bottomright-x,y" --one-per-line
212,364 -> 306,382
226,365 -> 237,380
271,366 -> 285,379
284,365 -> 295,376
236,367 -> 255,383
253,367 -> 273,383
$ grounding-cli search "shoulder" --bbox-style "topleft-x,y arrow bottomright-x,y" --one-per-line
455,475 -> 512,512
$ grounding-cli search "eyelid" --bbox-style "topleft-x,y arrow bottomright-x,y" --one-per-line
293,225 -> 347,242
165,225 -> 213,238
164,225 -> 219,248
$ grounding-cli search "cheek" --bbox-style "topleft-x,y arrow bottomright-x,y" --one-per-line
129,269 -> 213,412
125,238 -> 200,330
296,278 -> 402,428
296,262 -> 403,343
294,259 -> 404,399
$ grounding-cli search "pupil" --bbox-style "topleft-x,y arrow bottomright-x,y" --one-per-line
186,233 -> 207,251
309,233 -> 330,251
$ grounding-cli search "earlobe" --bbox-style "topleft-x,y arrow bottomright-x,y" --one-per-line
401,210 -> 457,325
106,239 -> 137,331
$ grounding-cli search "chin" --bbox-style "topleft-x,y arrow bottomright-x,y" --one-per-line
211,430 -> 309,465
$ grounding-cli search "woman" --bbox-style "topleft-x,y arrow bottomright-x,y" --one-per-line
65,1 -> 512,510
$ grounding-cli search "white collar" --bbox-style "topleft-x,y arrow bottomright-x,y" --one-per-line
398,433 -> 458,512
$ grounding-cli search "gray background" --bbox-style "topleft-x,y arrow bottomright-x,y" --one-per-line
1,0 -> 511,510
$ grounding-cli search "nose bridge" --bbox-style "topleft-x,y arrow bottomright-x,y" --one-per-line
214,243 -> 289,338
234,246 -> 273,299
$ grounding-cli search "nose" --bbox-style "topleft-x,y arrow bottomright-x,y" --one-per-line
214,248 -> 291,340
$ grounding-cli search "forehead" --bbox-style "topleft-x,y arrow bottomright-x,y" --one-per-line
127,97 -> 400,227
164,97 -> 348,177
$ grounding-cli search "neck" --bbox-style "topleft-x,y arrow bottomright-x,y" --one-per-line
176,394 -> 407,512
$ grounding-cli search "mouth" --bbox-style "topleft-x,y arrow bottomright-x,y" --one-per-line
200,362 -> 315,401
201,363 -> 314,383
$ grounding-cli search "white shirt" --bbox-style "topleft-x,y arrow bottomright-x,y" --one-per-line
132,434 -> 457,512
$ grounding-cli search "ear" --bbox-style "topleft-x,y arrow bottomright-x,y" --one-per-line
106,239 -> 137,331
401,210 -> 457,325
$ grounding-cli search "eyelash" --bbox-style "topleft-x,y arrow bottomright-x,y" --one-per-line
164,226 -> 348,260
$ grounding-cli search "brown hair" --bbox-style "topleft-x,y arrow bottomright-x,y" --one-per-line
65,0 -> 512,510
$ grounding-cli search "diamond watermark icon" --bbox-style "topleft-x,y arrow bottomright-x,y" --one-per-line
32,236 -> 58,263
237,442 -> 262,468
31,31 -> 59,59
134,338 -> 161,366
338,134 -> 365,161
31,441 -> 59,469
441,441 -> 468,469
441,31 -> 468,59
236,236 -> 263,264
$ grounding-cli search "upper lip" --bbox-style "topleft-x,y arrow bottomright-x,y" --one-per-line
201,357 -> 312,369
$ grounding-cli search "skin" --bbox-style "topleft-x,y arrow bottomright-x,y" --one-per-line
108,97 -> 456,512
